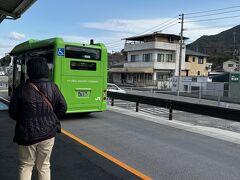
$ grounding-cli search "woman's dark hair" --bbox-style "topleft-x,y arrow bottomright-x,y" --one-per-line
27,57 -> 49,79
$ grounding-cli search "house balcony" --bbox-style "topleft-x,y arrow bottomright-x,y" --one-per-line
154,62 -> 176,70
124,61 -> 176,70
124,41 -> 181,52
124,62 -> 154,68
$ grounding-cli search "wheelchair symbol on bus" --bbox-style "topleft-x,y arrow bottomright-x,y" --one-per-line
57,48 -> 65,56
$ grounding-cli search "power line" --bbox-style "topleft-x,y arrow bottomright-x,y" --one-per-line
185,5 -> 240,15
186,9 -> 240,19
105,40 -> 124,46
185,23 -> 240,31
154,22 -> 179,33
104,6 -> 240,46
185,14 -> 240,23
107,43 -> 125,49
107,45 -> 124,50
107,41 -> 124,47
108,40 -> 185,51
137,16 -> 179,35
187,45 -> 240,49
105,15 -> 179,46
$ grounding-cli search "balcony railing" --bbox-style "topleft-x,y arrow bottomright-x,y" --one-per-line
124,60 -> 176,70
124,41 -> 182,51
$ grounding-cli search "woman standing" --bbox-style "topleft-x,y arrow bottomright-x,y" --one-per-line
9,57 -> 67,180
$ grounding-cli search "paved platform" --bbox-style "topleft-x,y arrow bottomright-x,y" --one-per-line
0,110 -> 142,180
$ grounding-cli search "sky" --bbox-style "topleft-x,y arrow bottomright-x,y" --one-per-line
1,0 -> 240,58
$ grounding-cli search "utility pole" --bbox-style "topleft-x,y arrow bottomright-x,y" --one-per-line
233,32 -> 236,61
177,13 -> 184,96
233,32 -> 236,51
233,32 -> 240,71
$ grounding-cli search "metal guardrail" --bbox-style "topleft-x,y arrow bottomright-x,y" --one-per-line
107,91 -> 240,121
123,87 -> 240,105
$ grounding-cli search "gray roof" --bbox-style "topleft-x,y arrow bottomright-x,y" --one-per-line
0,0 -> 37,23
186,49 -> 209,57
123,32 -> 189,41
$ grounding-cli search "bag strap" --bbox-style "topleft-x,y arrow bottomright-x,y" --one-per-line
29,82 -> 53,111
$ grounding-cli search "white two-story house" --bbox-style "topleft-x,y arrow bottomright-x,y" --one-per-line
109,33 -> 188,87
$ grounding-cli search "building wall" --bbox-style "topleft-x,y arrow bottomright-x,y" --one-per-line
172,76 -> 209,92
143,36 -> 180,44
223,60 -> 237,72
171,77 -> 228,98
127,50 -> 156,63
155,36 -> 179,43
183,56 -> 208,76
125,42 -> 186,76
119,34 -> 188,87
124,62 -> 154,68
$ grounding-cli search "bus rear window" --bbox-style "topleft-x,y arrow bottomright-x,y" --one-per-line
65,46 -> 101,60
70,61 -> 96,71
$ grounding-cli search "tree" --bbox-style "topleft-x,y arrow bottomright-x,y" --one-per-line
0,55 -> 11,67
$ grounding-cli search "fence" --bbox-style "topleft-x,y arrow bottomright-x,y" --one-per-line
107,91 -> 240,121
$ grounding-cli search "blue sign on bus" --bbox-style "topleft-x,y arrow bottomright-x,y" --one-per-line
57,48 -> 65,56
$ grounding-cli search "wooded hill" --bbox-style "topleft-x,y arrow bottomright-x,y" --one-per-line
187,25 -> 240,70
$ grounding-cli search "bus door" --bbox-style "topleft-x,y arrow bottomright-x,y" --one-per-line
10,48 -> 54,96
9,54 -> 27,95
61,45 -> 103,112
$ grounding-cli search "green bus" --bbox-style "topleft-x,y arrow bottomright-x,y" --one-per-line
9,37 -> 108,113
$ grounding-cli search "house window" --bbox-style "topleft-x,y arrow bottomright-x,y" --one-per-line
166,54 -> 173,62
197,71 -> 200,76
228,64 -> 234,67
185,56 -> 189,62
157,73 -> 164,80
192,57 -> 195,62
143,53 -> 152,62
130,54 -> 139,62
198,57 -> 204,64
157,54 -> 164,62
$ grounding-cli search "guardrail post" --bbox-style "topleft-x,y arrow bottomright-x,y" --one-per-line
111,98 -> 114,106
199,89 -> 202,99
169,104 -> 173,120
217,90 -> 221,106
136,102 -> 139,112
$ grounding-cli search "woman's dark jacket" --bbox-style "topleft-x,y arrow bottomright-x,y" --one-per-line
8,78 -> 67,145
